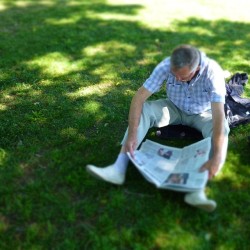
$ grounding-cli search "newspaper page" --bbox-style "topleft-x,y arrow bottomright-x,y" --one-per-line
127,138 -> 211,192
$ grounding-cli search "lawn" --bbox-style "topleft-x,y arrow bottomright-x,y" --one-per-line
0,0 -> 250,249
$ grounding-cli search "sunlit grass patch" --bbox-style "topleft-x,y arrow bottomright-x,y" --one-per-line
108,0 -> 250,29
0,148 -> 9,166
66,82 -> 113,98
25,52 -> 79,77
82,41 -> 136,81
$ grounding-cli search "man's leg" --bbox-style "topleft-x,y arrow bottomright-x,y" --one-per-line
86,99 -> 181,184
183,111 -> 230,212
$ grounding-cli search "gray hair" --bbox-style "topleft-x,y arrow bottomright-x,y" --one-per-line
170,45 -> 200,71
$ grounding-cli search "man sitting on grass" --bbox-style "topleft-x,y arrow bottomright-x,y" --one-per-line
86,44 -> 230,212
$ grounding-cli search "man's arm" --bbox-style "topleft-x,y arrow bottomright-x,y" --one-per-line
123,86 -> 152,157
200,102 -> 227,178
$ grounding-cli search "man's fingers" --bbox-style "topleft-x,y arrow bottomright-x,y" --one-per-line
199,164 -> 207,172
128,144 -> 135,159
129,149 -> 134,158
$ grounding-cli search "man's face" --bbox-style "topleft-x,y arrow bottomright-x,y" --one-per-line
171,65 -> 199,82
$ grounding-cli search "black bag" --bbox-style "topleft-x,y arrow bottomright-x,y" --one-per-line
156,125 -> 203,140
224,72 -> 250,128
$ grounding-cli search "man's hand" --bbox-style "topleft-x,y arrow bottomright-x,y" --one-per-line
199,158 -> 221,179
124,135 -> 137,158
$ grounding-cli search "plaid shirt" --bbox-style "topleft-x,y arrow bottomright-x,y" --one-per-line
143,53 -> 226,115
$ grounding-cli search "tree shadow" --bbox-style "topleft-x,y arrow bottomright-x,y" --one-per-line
0,0 -> 250,248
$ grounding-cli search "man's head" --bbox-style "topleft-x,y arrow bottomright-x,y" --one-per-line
170,45 -> 200,82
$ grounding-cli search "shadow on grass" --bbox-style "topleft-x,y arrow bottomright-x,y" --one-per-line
0,0 -> 250,249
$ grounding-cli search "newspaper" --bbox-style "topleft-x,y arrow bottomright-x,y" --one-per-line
127,138 -> 211,192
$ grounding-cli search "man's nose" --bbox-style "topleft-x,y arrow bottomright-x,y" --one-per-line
177,76 -> 185,82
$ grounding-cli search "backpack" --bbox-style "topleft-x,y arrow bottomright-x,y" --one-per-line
156,72 -> 250,139
224,72 -> 250,127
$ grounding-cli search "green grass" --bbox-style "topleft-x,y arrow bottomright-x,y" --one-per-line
0,0 -> 250,249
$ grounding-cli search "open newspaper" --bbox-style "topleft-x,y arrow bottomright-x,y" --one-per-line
127,138 -> 211,192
